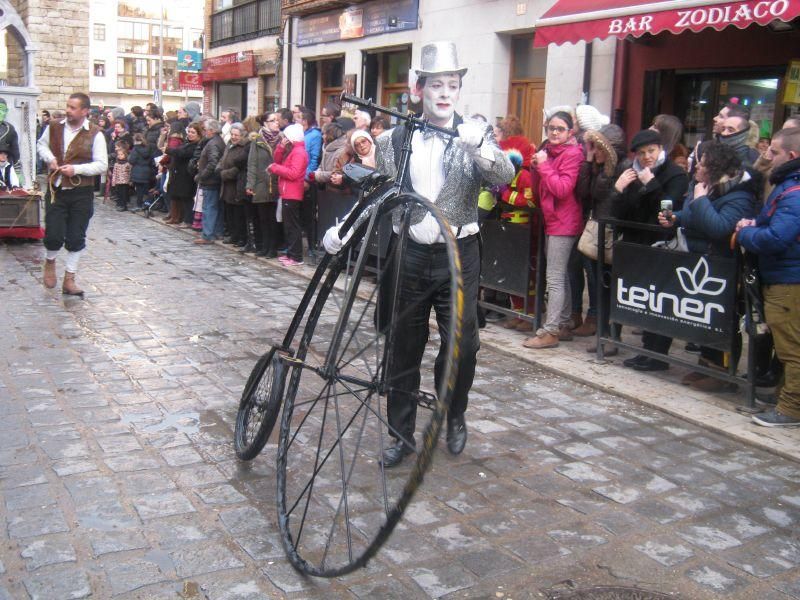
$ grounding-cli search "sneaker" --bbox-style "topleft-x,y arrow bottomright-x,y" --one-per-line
752,408 -> 800,428
755,392 -> 778,408
282,257 -> 304,266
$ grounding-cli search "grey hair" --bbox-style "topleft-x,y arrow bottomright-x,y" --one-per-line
204,119 -> 222,133
355,109 -> 371,127
229,122 -> 246,136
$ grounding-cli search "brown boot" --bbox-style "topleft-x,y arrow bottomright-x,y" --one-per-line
523,332 -> 559,349
558,326 -> 574,341
573,315 -> 597,337
569,312 -> 583,330
516,319 -> 534,332
62,272 -> 84,297
43,258 -> 56,289
502,317 -> 524,329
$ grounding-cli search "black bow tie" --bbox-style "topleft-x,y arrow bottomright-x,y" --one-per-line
421,128 -> 449,142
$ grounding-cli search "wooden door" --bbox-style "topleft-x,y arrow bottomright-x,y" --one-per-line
509,79 -> 545,144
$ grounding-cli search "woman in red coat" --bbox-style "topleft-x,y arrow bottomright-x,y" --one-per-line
523,111 -> 584,349
268,123 -> 308,266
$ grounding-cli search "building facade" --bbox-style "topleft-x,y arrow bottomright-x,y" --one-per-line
279,0 -> 614,141
89,0 -> 204,112
9,0 -> 90,112
202,0 -> 282,120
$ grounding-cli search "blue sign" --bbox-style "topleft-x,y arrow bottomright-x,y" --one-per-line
297,0 -> 418,47
177,50 -> 202,72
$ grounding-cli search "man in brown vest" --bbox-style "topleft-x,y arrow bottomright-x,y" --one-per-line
37,93 -> 107,296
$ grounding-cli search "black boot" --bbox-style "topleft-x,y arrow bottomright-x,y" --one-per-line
239,220 -> 257,253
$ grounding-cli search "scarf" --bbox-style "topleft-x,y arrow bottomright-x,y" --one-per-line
770,156 -> 800,185
719,127 -> 749,151
632,149 -> 666,174
711,169 -> 749,199
261,127 -> 280,150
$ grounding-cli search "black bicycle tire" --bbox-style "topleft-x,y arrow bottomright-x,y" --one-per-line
234,347 -> 282,461
276,192 -> 463,577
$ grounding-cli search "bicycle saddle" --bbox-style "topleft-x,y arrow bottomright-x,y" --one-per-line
343,163 -> 390,190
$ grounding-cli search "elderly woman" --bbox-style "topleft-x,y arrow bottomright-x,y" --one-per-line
658,141 -> 757,390
246,112 -> 281,257
217,122 -> 251,248
613,129 -> 689,372
523,111 -> 585,350
313,118 -> 351,185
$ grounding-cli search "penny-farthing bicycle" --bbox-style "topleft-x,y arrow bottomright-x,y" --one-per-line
233,94 -> 464,577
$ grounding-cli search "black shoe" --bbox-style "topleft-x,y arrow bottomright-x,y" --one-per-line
446,414 -> 467,455
115,206 -> 127,212
235,240 -> 247,248
265,251 -> 278,259
484,310 -> 505,323
254,249 -> 268,257
380,438 -> 415,468
632,357 -> 670,372
623,354 -> 649,368
239,243 -> 256,253
222,236 -> 235,245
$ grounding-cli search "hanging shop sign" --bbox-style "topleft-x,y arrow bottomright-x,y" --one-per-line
784,60 -> 800,105
297,0 -> 418,47
610,243 -> 738,350
177,50 -> 202,72
178,72 -> 204,91
201,51 -> 256,82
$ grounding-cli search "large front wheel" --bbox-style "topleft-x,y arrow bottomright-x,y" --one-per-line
276,193 -> 463,577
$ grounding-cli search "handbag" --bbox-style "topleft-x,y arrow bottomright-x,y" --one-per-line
652,227 -> 689,252
578,213 -> 613,264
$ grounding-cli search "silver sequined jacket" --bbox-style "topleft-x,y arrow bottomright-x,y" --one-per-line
375,113 -> 514,228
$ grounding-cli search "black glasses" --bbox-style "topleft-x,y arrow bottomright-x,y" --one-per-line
547,125 -> 568,133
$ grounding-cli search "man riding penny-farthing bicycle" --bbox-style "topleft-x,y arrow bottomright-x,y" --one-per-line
234,41 -> 514,577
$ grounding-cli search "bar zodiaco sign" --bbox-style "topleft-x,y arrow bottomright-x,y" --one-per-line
610,243 -> 739,350
608,0 -> 791,35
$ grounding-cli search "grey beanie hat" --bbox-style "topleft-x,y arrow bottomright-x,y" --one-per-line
184,101 -> 201,121
110,106 -> 125,120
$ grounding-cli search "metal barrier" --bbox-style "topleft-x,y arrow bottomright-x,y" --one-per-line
594,217 -> 756,410
479,206 -> 546,329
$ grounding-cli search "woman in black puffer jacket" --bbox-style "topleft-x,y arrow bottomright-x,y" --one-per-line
165,122 -> 201,227
575,124 -> 631,353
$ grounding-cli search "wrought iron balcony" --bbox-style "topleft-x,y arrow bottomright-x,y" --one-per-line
281,0 -> 371,17
211,0 -> 282,48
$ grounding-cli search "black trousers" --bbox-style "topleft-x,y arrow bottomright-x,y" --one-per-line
114,184 -> 130,209
301,185 -> 318,253
256,202 -> 279,253
282,200 -> 303,261
225,203 -> 246,242
44,186 -> 94,252
386,235 -> 481,442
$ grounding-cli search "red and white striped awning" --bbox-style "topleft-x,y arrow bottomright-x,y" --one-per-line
533,0 -> 800,46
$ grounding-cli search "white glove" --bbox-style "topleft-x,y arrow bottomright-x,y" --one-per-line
323,227 -> 343,255
456,122 -> 485,153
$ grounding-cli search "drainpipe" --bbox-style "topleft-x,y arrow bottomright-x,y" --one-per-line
582,41 -> 593,105
611,38 -> 629,126
286,18 -> 293,107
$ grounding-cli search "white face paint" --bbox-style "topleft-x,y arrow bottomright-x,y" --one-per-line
419,73 -> 461,126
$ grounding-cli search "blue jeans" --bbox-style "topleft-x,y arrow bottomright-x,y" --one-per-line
201,187 -> 223,240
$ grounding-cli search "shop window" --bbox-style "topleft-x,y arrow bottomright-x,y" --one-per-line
320,58 -> 344,108
262,75 -> 278,114
382,50 -> 410,112
93,23 -> 105,41
93,61 -> 105,77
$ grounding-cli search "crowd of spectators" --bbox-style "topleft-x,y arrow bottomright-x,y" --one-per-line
40,98 -> 800,427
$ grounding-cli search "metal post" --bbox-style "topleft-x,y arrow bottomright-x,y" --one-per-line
595,221 -> 605,361
158,0 -> 164,106
533,212 -> 546,332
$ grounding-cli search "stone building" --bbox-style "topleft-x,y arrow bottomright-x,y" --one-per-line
9,0 -> 90,111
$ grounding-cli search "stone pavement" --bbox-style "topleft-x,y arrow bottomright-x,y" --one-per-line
1,204 -> 800,599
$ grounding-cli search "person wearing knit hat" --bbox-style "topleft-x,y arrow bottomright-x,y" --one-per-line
574,123 -> 630,347
109,106 -> 125,122
612,128 -> 689,372
575,105 -> 609,134
267,123 -> 308,265
183,101 -> 202,123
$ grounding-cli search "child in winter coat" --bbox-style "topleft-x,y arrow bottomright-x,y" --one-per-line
128,133 -> 154,210
268,123 -> 308,265
112,144 -> 132,211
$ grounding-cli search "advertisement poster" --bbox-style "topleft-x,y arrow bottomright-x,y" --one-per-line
178,72 -> 203,91
177,50 -> 202,72
610,242 -> 738,350
297,0 -> 418,47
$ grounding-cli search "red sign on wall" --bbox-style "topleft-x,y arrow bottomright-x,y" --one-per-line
179,72 -> 204,91
201,51 -> 256,82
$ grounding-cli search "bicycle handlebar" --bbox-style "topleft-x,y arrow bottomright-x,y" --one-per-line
340,93 -> 459,139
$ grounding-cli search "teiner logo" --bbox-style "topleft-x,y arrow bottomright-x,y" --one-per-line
618,257 -> 726,325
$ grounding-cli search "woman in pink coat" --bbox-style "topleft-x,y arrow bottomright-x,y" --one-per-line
268,123 -> 308,266
524,111 -> 584,349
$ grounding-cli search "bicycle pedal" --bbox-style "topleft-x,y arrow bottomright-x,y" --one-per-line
414,390 -> 437,409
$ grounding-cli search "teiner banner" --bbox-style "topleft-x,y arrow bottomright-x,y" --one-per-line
611,242 -> 738,351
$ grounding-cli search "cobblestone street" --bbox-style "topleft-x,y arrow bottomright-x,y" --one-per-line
3,204 -> 800,599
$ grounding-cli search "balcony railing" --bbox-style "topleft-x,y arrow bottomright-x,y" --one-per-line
281,0 -> 370,17
211,0 -> 281,48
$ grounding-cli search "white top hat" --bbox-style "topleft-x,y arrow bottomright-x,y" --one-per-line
414,41 -> 468,78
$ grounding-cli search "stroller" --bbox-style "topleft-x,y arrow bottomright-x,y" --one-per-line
143,170 -> 169,218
